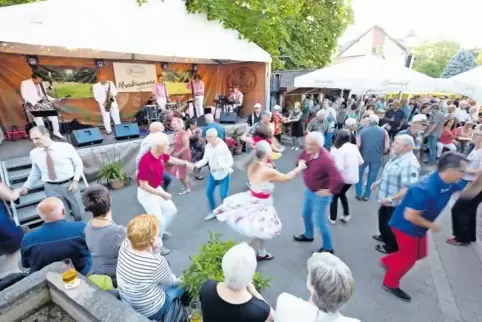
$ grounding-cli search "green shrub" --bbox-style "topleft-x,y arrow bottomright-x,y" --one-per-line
180,232 -> 272,301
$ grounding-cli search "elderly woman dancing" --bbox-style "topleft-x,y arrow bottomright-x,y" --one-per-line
214,140 -> 306,260
276,252 -> 360,322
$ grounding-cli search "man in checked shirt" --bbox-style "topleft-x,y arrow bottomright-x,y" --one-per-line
370,135 -> 421,254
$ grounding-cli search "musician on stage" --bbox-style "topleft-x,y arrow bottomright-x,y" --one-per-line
187,74 -> 205,117
152,74 -> 169,110
20,73 -> 64,139
93,75 -> 121,135
228,85 -> 244,112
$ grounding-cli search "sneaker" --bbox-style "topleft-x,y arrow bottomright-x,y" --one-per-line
162,231 -> 172,239
293,234 -> 314,242
340,214 -> 351,223
313,248 -> 334,254
160,247 -> 171,256
294,146 -> 300,151
256,253 -> 275,261
446,237 -> 469,246
179,188 -> 191,195
382,284 -> 411,302
328,219 -> 336,225
53,132 -> 65,139
204,213 -> 216,221
290,146 -> 296,151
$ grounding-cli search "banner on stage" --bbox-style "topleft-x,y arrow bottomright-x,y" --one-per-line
113,62 -> 157,92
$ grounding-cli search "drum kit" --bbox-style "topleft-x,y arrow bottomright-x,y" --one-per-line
142,97 -> 194,131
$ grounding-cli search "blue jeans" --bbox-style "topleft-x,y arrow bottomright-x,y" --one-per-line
206,173 -> 231,211
149,286 -> 185,320
162,172 -> 172,191
324,132 -> 333,150
302,189 -> 333,250
355,161 -> 381,199
428,135 -> 438,164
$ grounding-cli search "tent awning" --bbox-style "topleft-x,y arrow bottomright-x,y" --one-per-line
0,0 -> 272,64
294,56 -> 439,92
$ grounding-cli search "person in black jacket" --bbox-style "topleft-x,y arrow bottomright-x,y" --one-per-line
247,103 -> 262,127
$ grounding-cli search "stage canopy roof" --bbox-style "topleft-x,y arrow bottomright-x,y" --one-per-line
294,56 -> 439,93
0,0 -> 271,64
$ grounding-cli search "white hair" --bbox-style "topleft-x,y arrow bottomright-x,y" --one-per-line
395,134 -> 415,149
306,131 -> 325,147
150,132 -> 169,147
204,114 -> 214,123
206,128 -> 218,137
37,198 -> 64,220
273,105 -> 282,111
222,243 -> 257,291
369,114 -> 380,125
307,253 -> 355,313
316,110 -> 326,118
344,118 -> 357,127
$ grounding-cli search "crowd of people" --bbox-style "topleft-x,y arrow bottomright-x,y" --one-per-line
1,93 -> 482,321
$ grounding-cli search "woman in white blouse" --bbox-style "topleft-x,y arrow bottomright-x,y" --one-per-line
329,130 -> 364,224
275,253 -> 360,322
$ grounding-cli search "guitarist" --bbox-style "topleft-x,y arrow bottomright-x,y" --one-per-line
20,73 -> 65,139
187,74 -> 205,118
93,75 -> 121,135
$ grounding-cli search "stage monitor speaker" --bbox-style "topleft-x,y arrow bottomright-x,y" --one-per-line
197,115 -> 207,127
114,123 -> 140,140
219,112 -> 237,124
70,128 -> 103,147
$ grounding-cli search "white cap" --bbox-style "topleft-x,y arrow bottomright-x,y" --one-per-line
409,114 -> 428,124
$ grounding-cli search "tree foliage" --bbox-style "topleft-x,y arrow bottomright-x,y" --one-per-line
442,50 -> 477,78
412,40 -> 460,77
1,0 -> 354,70
184,0 -> 353,69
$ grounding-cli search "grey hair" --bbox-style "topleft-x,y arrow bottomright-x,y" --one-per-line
306,131 -> 325,147
204,114 -> 214,123
236,140 -> 271,170
206,128 -> 218,137
30,125 -> 50,136
369,114 -> 379,125
344,118 -> 357,127
222,243 -> 257,291
260,111 -> 271,119
395,134 -> 415,149
316,109 -> 326,118
307,253 -> 355,313
150,132 -> 169,147
37,197 -> 64,220
273,105 -> 282,111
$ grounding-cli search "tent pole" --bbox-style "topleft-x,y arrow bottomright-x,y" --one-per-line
265,62 -> 271,111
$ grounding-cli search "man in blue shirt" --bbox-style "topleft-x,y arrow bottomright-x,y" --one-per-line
201,114 -> 225,140
381,152 -> 469,302
21,197 -> 92,275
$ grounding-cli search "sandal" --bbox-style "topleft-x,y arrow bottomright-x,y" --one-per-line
194,175 -> 204,180
257,253 -> 274,261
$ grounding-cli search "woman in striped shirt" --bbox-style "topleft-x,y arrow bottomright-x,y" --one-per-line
116,214 -> 183,320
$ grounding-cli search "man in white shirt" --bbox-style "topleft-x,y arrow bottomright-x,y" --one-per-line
92,75 -> 121,134
20,73 -> 64,139
18,126 -> 85,221
456,100 -> 470,123
195,128 -> 233,220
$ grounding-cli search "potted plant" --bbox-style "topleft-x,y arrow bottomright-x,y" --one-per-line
98,159 -> 129,190
180,232 -> 271,303
230,128 -> 244,155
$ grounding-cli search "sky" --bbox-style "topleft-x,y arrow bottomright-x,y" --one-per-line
339,0 -> 482,48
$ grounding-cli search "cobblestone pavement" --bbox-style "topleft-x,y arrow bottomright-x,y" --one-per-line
2,149 -> 482,322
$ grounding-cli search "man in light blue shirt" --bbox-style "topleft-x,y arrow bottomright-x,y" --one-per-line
201,114 -> 225,140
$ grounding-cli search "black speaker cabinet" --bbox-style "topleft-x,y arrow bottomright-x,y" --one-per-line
219,112 -> 237,124
114,123 -> 140,140
70,128 -> 103,147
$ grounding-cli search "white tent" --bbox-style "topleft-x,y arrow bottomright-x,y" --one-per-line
446,66 -> 482,101
294,56 -> 439,92
0,0 -> 271,64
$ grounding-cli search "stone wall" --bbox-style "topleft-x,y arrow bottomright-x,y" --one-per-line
0,262 -> 150,322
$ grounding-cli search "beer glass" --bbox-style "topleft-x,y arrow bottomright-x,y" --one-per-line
61,259 -> 79,289
190,300 -> 202,322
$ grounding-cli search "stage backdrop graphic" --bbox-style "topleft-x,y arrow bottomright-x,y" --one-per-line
113,62 -> 157,92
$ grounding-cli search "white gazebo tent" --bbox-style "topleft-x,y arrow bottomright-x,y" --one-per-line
294,55 -> 439,93
0,0 -> 272,106
446,66 -> 482,102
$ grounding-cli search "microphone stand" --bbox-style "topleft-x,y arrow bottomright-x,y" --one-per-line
50,85 -> 71,144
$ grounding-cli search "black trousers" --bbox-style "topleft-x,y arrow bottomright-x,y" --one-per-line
452,189 -> 482,243
378,205 -> 398,251
330,183 -> 352,220
274,133 -> 282,144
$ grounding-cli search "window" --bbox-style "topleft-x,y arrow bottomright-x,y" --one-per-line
372,46 -> 384,55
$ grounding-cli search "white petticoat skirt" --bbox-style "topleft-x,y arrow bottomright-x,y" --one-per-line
214,191 -> 282,240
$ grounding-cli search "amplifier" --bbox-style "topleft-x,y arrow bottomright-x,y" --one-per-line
114,123 -> 140,140
219,112 -> 237,124
70,128 -> 103,147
